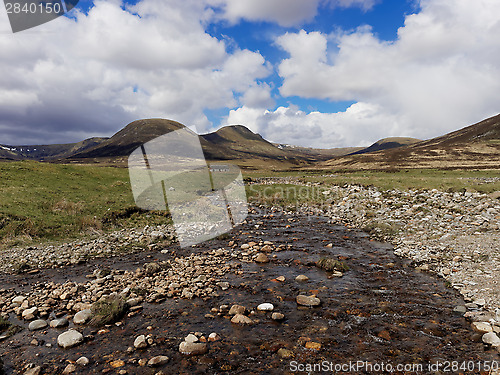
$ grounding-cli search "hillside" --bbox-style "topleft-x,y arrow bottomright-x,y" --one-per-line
321,113 -> 500,170
349,137 -> 421,155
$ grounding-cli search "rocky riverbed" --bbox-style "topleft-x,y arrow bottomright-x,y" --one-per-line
1,203 -> 500,374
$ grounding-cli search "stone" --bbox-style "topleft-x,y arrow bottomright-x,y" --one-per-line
50,318 -> 69,328
305,341 -> 322,350
28,319 -> 48,331
277,348 -> 293,359
57,330 -> 84,349
271,313 -> 285,321
62,364 -> 76,374
208,332 -> 220,342
76,357 -> 90,366
240,244 -> 250,250
257,303 -> 274,311
110,360 -> 125,368
453,306 -> 467,314
255,253 -> 269,263
471,322 -> 493,333
296,295 -> 321,307
179,341 -> 208,355
134,335 -> 148,349
474,298 -> 486,307
24,367 -> 42,375
276,276 -> 285,282
148,356 -> 169,367
144,262 -> 161,276
231,314 -> 253,325
22,307 -> 38,320
295,275 -> 309,282
185,333 -> 198,343
229,304 -> 246,315
482,332 -> 500,346
73,309 -> 92,324
12,296 -> 25,305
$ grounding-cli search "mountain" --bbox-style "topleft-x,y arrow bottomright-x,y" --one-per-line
321,113 -> 500,170
349,137 -> 421,155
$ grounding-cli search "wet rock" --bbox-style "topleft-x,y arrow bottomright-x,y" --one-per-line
62,364 -> 76,374
76,357 -> 89,366
453,305 -> 467,314
471,322 -> 493,333
50,318 -> 69,328
28,319 -> 48,331
229,304 -> 246,315
148,356 -> 169,367
231,314 -> 253,325
57,330 -> 84,349
271,313 -> 285,321
134,335 -> 148,349
22,307 -> 38,320
179,341 -> 208,355
255,253 -> 269,263
257,303 -> 274,311
296,295 -> 321,307
185,334 -> 198,343
295,275 -> 309,282
482,332 -> 500,346
73,309 -> 92,325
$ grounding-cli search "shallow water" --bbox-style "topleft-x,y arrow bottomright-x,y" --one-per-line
0,209 -> 498,374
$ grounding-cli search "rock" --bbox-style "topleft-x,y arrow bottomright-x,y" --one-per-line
179,341 -> 208,355
257,303 -> 274,311
482,332 -> 500,346
305,341 -> 322,350
148,356 -> 169,367
471,322 -> 493,333
240,244 -> 250,250
296,295 -> 321,307
208,332 -> 220,342
144,262 -> 162,276
50,318 -> 69,328
126,298 -> 142,307
185,333 -> 198,343
277,348 -> 293,359
24,367 -> 42,375
62,364 -> 76,374
295,275 -> 309,282
73,309 -> 92,324
22,307 -> 38,320
276,276 -> 285,282
134,335 -> 148,349
110,360 -> 125,368
261,245 -> 273,252
12,296 -> 25,305
255,253 -> 269,263
474,298 -> 486,307
229,304 -> 246,315
57,330 -> 84,349
28,319 -> 48,331
271,313 -> 285,321
453,305 -> 467,314
231,314 -> 253,325
76,357 -> 90,366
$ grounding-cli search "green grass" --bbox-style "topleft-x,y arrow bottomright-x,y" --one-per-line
0,161 -> 169,249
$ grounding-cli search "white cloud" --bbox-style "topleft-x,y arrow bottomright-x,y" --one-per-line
275,0 -> 500,143
0,0 -> 271,144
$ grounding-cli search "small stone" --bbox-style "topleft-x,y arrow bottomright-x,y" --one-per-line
30,339 -> 38,346
134,335 -> 148,349
295,275 -> 309,282
73,309 -> 92,324
76,357 -> 90,366
29,319 -> 48,331
296,295 -> 321,307
185,334 -> 198,343
271,313 -> 285,321
50,318 -> 69,328
62,364 -> 76,374
179,341 -> 208,355
305,341 -> 322,350
276,276 -> 285,282
228,304 -> 246,315
255,253 -> 269,263
12,296 -> 25,305
240,244 -> 250,250
22,307 -> 38,320
208,333 -> 220,342
257,303 -> 274,311
474,298 -> 486,307
482,332 -> 500,346
138,359 -> 147,366
110,360 -> 125,368
24,366 -> 42,375
57,330 -> 84,349
148,356 -> 169,367
231,314 -> 253,325
277,348 -> 293,359
453,306 -> 467,314
471,322 -> 493,333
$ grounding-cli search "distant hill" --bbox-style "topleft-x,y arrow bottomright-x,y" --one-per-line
349,137 -> 421,155
321,113 -> 500,170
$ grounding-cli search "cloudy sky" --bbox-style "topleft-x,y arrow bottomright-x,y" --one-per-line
1,0 -> 499,148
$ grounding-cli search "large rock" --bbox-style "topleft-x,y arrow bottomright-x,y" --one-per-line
179,341 -> 207,355
73,309 -> 92,325
57,330 -> 84,349
296,295 -> 321,307
28,320 -> 48,331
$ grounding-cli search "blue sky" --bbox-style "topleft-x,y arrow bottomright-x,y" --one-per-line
1,0 -> 499,147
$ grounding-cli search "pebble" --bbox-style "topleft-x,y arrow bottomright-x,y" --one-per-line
76,357 -> 90,366
179,341 -> 208,355
257,303 -> 274,311
231,314 -> 253,325
296,295 -> 321,307
57,330 -> 84,349
255,253 -> 269,263
148,356 -> 169,367
482,332 -> 500,346
305,341 -> 322,350
28,319 -> 48,331
73,309 -> 92,324
22,307 -> 38,320
110,360 -> 125,368
185,334 -> 199,343
471,321 -> 493,333
276,276 -> 286,282
295,275 -> 309,282
271,312 -> 285,320
134,335 -> 148,349
50,318 -> 69,328
62,364 -> 76,374
229,304 -> 246,315
208,332 -> 220,342
277,348 -> 293,359
24,367 -> 42,375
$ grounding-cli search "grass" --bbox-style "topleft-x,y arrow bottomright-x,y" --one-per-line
0,315 -> 23,337
90,296 -> 128,326
0,161 -> 171,249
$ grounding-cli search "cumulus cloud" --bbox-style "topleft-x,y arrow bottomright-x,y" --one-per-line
0,0 -> 271,144
275,0 -> 500,143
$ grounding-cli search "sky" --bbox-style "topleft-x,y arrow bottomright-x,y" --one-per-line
0,0 -> 499,148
